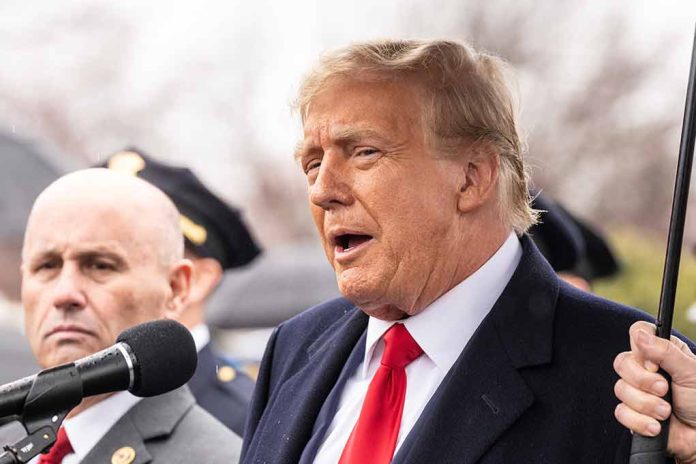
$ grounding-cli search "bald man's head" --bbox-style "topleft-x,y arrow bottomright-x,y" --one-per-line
21,168 -> 192,368
24,168 -> 184,268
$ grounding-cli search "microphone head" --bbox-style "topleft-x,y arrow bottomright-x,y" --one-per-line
117,319 -> 197,397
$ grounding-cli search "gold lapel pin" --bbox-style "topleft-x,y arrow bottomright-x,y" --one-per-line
111,446 -> 136,464
217,365 -> 237,383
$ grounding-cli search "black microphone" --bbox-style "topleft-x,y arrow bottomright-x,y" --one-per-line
0,319 -> 197,419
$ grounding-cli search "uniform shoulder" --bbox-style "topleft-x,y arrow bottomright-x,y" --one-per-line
212,353 -> 256,396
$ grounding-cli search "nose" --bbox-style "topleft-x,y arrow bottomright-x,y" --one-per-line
52,264 -> 87,313
309,154 -> 353,210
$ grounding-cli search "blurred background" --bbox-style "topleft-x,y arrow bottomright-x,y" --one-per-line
2,0 -> 696,381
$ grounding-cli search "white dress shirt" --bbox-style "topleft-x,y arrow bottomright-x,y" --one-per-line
190,323 -> 211,353
313,232 -> 522,463
29,391 -> 142,464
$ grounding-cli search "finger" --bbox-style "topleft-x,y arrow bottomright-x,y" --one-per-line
614,351 -> 669,396
629,322 -> 659,372
632,328 -> 696,382
614,379 -> 672,420
671,335 -> 696,359
615,402 -> 662,437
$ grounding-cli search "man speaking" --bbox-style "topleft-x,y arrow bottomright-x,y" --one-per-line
20,169 -> 240,463
241,39 -> 696,463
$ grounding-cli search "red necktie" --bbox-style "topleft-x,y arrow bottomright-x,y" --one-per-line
38,427 -> 73,464
339,323 -> 424,464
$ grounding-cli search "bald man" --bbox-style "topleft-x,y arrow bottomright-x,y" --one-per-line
21,169 -> 241,464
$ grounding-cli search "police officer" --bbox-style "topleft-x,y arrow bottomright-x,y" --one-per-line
101,149 -> 261,436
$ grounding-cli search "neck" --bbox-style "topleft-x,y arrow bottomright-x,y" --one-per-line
177,302 -> 205,329
368,222 -> 511,321
66,392 -> 113,419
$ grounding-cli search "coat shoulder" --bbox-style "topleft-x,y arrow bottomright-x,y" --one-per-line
552,282 -> 654,361
555,282 -> 656,343
559,282 -> 652,325
281,296 -> 357,333
149,404 -> 242,463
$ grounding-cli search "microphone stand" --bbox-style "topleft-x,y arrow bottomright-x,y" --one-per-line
629,24 -> 696,463
0,364 -> 83,463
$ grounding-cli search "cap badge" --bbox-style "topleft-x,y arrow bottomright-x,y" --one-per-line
180,214 -> 207,245
107,151 -> 146,176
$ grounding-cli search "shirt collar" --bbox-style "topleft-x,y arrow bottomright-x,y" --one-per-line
190,323 -> 211,353
63,391 -> 142,460
363,232 -> 522,377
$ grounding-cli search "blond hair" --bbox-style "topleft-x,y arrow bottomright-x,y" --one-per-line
296,39 -> 538,233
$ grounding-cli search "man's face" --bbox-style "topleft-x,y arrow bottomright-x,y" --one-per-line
21,201 -> 175,368
298,77 -> 465,319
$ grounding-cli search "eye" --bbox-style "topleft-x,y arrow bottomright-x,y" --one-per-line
304,159 -> 321,175
354,147 -> 380,158
34,259 -> 60,273
85,259 -> 117,273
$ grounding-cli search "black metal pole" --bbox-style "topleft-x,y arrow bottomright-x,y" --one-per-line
629,23 -> 696,464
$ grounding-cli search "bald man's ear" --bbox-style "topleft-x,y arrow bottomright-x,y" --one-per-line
164,259 -> 194,319
456,142 -> 500,214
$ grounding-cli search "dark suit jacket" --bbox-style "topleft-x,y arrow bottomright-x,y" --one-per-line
188,342 -> 255,436
242,236 -> 666,464
82,386 -> 241,464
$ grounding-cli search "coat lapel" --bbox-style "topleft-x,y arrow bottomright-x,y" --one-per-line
80,387 -> 196,464
395,235 -> 559,464
80,416 -> 152,464
248,307 -> 368,464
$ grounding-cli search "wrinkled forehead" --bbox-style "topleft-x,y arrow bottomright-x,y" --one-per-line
23,196 -> 157,261
298,78 -> 427,152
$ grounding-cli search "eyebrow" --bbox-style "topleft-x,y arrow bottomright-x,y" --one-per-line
77,250 -> 127,265
293,140 -> 308,161
293,127 -> 392,161
27,245 -> 128,266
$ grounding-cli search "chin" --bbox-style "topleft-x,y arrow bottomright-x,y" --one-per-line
41,344 -> 93,368
337,272 -> 406,321
337,271 -> 377,303
361,305 -> 408,321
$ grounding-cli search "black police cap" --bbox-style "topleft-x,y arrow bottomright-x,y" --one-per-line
99,148 -> 261,270
530,193 -> 584,273
530,193 -> 619,280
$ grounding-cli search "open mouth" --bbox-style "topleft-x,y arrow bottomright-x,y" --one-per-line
334,233 -> 373,253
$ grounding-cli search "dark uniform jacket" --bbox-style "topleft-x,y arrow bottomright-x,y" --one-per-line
189,342 -> 255,436
241,235 -> 674,464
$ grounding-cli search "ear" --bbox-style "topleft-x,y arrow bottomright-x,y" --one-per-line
164,259 -> 194,319
187,257 -> 223,306
456,143 -> 500,214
